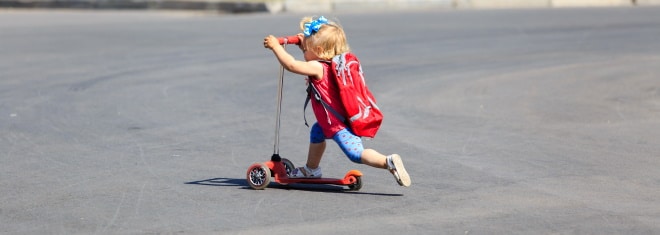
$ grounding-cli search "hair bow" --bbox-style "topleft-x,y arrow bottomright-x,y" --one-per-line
303,16 -> 328,37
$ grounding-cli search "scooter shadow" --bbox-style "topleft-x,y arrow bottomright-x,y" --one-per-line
185,177 -> 403,196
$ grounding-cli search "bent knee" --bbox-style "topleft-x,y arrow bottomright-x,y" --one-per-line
333,128 -> 364,164
346,149 -> 363,163
309,123 -> 326,143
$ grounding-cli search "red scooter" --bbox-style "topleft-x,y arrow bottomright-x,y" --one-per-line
246,36 -> 363,191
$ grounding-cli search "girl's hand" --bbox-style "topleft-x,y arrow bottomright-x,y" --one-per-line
263,35 -> 280,50
296,33 -> 305,51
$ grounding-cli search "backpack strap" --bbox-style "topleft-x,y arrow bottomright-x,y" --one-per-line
303,84 -> 312,127
304,82 -> 346,127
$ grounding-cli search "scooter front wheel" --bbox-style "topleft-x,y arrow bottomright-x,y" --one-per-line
246,163 -> 271,190
281,158 -> 295,176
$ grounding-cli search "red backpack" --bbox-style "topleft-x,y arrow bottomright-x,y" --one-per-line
304,52 -> 383,138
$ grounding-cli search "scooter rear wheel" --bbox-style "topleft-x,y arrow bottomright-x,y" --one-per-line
246,163 -> 271,190
347,176 -> 362,191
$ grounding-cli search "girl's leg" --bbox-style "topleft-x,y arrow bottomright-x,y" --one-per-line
306,141 -> 325,169
362,149 -> 411,186
360,149 -> 387,169
333,128 -> 411,187
332,128 -> 364,164
332,128 -> 386,168
307,122 -> 326,168
290,123 -> 325,178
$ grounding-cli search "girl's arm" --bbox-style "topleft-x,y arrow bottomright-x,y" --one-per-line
264,35 -> 323,79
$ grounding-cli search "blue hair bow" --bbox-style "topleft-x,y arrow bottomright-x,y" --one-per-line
303,16 -> 328,37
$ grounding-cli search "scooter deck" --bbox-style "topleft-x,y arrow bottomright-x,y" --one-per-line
274,170 -> 362,186
246,160 -> 363,190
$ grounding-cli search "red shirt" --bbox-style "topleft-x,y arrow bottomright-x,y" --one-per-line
309,62 -> 348,138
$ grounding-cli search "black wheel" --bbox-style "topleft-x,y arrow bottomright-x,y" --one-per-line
281,158 -> 295,176
246,163 -> 271,190
347,176 -> 362,191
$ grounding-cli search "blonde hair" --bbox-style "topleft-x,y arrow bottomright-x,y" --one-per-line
300,16 -> 350,60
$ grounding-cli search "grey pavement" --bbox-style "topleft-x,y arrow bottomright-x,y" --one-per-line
1,7 -> 660,234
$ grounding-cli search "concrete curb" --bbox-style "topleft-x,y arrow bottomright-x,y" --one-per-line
1,0 -> 659,13
0,0 -> 272,13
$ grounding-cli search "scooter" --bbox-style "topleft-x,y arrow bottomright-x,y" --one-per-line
246,36 -> 363,191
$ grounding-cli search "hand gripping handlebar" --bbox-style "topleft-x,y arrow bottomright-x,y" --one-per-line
277,35 -> 300,45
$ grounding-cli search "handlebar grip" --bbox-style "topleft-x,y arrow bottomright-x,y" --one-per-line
277,35 -> 300,45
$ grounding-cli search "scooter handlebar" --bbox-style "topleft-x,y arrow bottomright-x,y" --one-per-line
277,35 -> 301,45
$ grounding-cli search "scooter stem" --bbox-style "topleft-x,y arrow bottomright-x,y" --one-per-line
272,45 -> 287,161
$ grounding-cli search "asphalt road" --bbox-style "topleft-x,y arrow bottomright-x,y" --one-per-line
1,7 -> 659,234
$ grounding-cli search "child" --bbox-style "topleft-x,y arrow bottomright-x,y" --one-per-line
263,16 -> 411,187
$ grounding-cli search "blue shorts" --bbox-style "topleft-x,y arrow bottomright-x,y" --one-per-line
310,123 -> 363,163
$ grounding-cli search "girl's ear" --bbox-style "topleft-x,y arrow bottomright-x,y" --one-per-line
314,46 -> 325,57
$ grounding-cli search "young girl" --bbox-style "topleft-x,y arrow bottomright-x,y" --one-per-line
263,16 -> 411,187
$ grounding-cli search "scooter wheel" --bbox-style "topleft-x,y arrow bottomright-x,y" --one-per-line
281,158 -> 295,176
246,163 -> 271,190
347,176 -> 362,191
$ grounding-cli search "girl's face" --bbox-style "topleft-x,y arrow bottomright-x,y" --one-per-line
301,38 -> 322,61
303,47 -> 319,61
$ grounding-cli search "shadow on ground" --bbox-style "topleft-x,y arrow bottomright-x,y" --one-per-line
185,177 -> 403,196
